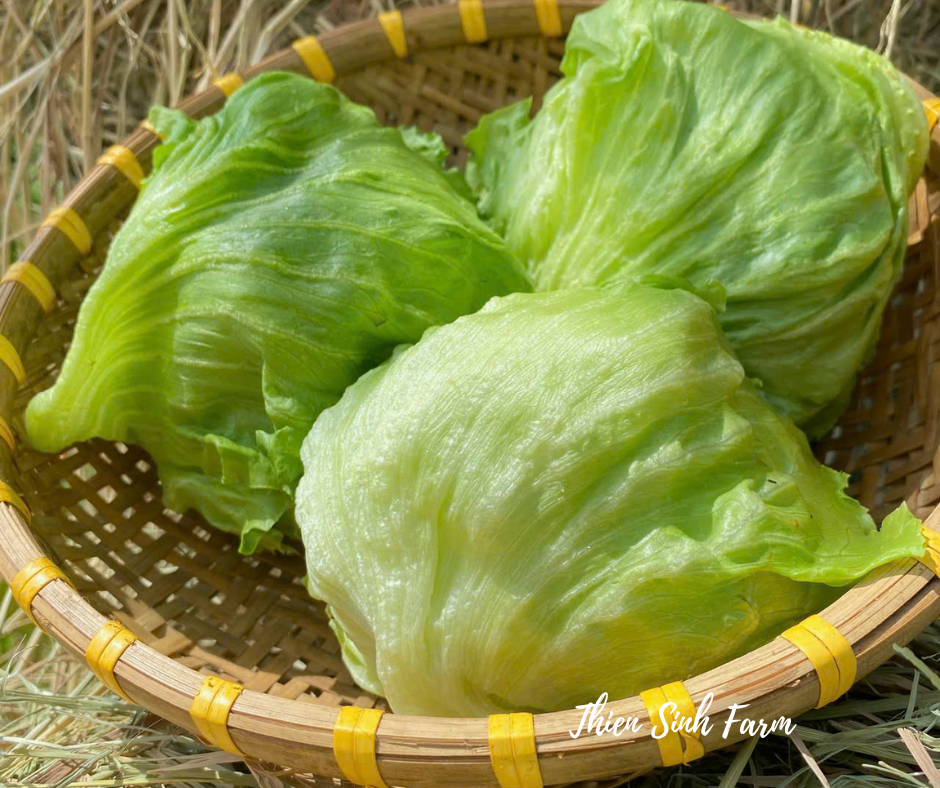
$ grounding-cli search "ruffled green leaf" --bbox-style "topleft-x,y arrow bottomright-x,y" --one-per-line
466,0 -> 929,436
26,72 -> 529,553
297,283 -> 924,716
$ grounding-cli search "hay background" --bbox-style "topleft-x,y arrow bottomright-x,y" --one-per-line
2,0 -> 940,786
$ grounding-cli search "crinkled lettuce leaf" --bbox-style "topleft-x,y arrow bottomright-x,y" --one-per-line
297,283 -> 924,717
466,0 -> 929,437
398,126 -> 472,201
26,71 -> 530,553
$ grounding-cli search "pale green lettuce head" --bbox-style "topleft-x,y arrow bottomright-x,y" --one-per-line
466,0 -> 929,437
297,282 -> 923,717
25,71 -> 530,553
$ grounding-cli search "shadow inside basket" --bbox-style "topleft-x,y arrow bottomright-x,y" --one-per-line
6,97 -> 940,715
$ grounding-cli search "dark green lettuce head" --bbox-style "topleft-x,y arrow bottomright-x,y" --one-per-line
296,283 -> 923,717
26,71 -> 530,553
466,0 -> 929,437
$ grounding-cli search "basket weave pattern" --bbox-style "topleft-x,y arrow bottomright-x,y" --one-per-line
2,2 -> 940,785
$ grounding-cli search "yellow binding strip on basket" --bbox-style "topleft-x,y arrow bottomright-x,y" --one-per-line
781,614 -> 856,708
86,620 -> 137,703
213,72 -> 243,97
918,526 -> 940,576
925,98 -> 940,134
3,261 -> 56,313
41,206 -> 92,255
139,119 -> 167,140
0,416 -> 14,453
333,707 -> 388,788
534,0 -> 562,37
378,11 -> 408,58
97,145 -> 144,189
293,36 -> 335,83
0,334 -> 25,385
11,557 -> 73,626
459,0 -> 488,43
0,480 -> 30,522
190,676 -> 244,755
488,712 -> 543,788
640,681 -> 705,767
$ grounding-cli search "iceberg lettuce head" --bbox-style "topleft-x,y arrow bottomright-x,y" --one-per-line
466,0 -> 929,437
25,71 -> 530,553
297,282 -> 924,717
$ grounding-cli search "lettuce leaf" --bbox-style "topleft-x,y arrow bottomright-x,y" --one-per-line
466,0 -> 929,437
296,283 -> 924,716
25,71 -> 530,553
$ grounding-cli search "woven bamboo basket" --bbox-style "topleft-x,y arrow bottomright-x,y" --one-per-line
3,0 -> 940,785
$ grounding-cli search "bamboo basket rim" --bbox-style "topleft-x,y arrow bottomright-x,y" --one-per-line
2,1 -> 940,785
